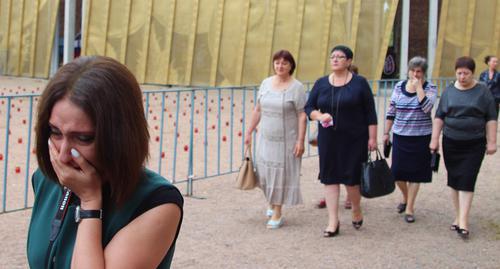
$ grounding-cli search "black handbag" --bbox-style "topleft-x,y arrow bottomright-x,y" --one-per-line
360,149 -> 395,198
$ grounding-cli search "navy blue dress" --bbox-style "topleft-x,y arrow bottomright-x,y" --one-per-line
305,74 -> 377,185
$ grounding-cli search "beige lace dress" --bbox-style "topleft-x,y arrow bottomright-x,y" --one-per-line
255,77 -> 306,205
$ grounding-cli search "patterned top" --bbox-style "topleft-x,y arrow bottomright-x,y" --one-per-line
386,80 -> 437,136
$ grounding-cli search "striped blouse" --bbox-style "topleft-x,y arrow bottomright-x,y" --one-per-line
386,80 -> 437,136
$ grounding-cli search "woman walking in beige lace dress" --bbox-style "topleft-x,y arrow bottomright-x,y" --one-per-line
245,50 -> 307,229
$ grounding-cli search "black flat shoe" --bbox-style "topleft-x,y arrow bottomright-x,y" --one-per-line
397,203 -> 407,214
450,224 -> 459,231
457,228 -> 469,240
323,223 -> 340,237
404,214 -> 415,223
352,219 -> 363,230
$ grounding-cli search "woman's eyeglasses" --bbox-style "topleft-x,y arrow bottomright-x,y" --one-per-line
330,55 -> 347,60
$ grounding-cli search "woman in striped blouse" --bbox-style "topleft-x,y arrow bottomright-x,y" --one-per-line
383,56 -> 437,223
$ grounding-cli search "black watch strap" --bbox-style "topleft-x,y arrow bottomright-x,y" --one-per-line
75,205 -> 102,223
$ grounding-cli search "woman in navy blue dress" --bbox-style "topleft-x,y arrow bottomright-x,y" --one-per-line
305,45 -> 378,237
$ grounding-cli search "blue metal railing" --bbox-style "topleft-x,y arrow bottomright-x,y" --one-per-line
0,78 -> 455,214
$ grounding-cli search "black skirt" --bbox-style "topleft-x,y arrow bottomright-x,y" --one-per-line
318,130 -> 367,186
442,136 -> 486,192
391,134 -> 432,183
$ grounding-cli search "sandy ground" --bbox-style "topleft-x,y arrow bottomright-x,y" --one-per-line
1,76 -> 499,268
1,155 -> 500,268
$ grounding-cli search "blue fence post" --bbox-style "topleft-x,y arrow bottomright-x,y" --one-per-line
186,90 -> 196,196
204,89 -> 208,178
252,87 -> 257,160
241,88 -> 247,161
2,97 -> 11,212
171,91 -> 181,182
24,97 -> 34,208
157,92 -> 166,175
230,88 -> 234,172
217,89 -> 221,174
144,93 -> 150,120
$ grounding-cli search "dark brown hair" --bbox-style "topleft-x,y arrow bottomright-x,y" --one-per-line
484,55 -> 492,65
349,64 -> 359,75
272,50 -> 296,75
455,56 -> 475,73
35,56 -> 150,205
330,45 -> 354,60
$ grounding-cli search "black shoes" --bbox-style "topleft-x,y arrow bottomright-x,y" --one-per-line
352,219 -> 363,229
323,222 -> 340,237
404,214 -> 415,223
457,228 -> 470,240
397,203 -> 407,214
451,223 -> 470,239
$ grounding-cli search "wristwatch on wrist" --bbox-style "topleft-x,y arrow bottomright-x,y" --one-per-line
75,205 -> 102,223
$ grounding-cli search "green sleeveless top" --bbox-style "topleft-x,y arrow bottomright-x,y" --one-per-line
27,168 -> 183,269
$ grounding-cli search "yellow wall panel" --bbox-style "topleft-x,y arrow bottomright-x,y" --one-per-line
190,0 -> 216,86
295,1 -> 330,81
20,0 -> 37,76
6,0 -> 23,75
272,0 -> 302,63
0,0 -> 13,75
105,0 -> 131,62
493,0 -> 500,57
167,0 -> 195,85
84,0 -> 110,56
78,0 -> 397,86
14,0 -> 479,86
124,0 -> 152,83
2,0 -> 399,83
145,0 -> 176,85
241,0 -> 277,85
214,0 -> 249,86
434,0 -> 500,77
354,0 -> 386,79
33,0 -> 60,78
470,0 -> 497,68
324,0 -> 349,75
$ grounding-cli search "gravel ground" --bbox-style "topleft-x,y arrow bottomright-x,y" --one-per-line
2,153 -> 499,269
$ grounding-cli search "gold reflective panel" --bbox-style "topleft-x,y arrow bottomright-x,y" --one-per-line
83,0 -> 398,86
0,0 -> 60,78
0,0 -> 398,83
434,0 -> 500,77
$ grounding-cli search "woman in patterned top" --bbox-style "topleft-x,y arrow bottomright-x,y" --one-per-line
383,56 -> 437,223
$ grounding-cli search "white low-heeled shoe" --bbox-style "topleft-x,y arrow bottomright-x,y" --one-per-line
266,217 -> 283,229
